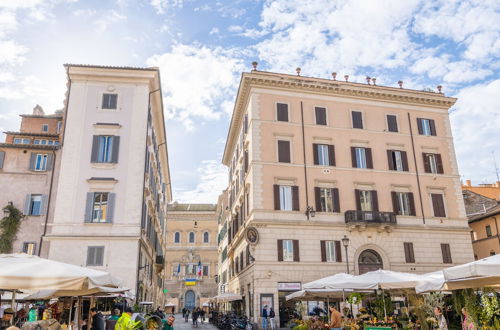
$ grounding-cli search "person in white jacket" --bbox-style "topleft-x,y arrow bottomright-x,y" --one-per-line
434,307 -> 448,330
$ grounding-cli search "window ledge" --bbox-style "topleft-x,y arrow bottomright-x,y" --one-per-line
91,163 -> 117,169
84,222 -> 113,225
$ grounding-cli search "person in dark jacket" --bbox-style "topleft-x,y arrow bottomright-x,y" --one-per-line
261,305 -> 268,330
90,308 -> 105,330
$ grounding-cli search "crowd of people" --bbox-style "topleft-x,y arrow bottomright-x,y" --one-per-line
181,307 -> 206,327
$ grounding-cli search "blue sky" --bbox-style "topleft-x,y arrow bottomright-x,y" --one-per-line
0,0 -> 499,203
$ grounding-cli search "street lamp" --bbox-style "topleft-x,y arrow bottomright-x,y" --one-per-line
341,235 -> 350,274
305,206 -> 316,219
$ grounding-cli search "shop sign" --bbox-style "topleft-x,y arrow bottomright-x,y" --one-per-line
278,282 -> 301,291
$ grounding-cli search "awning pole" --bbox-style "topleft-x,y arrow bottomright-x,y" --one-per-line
382,289 -> 387,321
327,297 -> 330,323
11,291 -> 16,325
68,297 -> 73,330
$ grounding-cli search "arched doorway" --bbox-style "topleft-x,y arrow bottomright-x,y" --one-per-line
358,249 -> 383,274
185,290 -> 196,310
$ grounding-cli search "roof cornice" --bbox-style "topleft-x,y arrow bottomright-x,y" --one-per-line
0,143 -> 59,150
3,131 -> 59,138
222,71 -> 458,165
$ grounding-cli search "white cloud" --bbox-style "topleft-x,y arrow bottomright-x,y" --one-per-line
174,159 -> 227,203
146,43 -> 245,130
450,79 -> 500,183
209,27 -> 219,35
94,10 -> 127,32
0,39 -> 27,65
150,0 -> 184,14
0,0 -> 45,9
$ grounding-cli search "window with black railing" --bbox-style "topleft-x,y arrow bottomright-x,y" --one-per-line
345,210 -> 397,224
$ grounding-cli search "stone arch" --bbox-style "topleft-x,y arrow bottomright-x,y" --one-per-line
353,243 -> 390,275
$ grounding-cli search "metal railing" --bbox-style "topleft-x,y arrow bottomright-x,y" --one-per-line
345,210 -> 397,224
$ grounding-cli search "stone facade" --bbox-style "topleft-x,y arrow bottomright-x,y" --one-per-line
219,70 -> 474,325
0,105 -> 62,256
164,203 -> 218,311
469,204 -> 500,259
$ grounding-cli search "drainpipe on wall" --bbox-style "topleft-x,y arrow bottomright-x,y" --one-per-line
407,113 -> 426,224
300,101 -> 310,218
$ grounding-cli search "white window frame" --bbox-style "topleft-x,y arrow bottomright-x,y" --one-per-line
397,192 -> 411,216
102,93 -> 118,110
188,232 -> 195,243
173,232 -> 181,243
320,187 -> 334,212
92,192 -> 109,223
22,138 -> 30,144
325,240 -> 336,262
14,138 -> 22,144
34,154 -> 48,171
317,144 -> 329,166
314,106 -> 328,125
282,239 -> 294,262
355,147 -> 367,169
42,124 -> 49,132
86,246 -> 105,266
360,190 -> 372,211
279,185 -> 293,211
421,119 -> 432,136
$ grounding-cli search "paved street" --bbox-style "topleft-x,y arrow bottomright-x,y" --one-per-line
171,314 -> 218,330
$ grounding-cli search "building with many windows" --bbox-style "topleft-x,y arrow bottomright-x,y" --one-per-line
164,203 -> 218,311
220,69 -> 474,326
43,65 -> 171,306
0,105 -> 63,255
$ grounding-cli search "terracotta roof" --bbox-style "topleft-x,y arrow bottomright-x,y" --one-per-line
167,203 -> 217,211
64,63 -> 159,71
19,114 -> 63,119
469,203 -> 500,223
0,143 -> 59,150
463,187 -> 500,201
3,131 -> 59,138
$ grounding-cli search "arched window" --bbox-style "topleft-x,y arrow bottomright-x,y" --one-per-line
358,249 -> 383,275
189,232 -> 195,243
203,232 -> 209,243
174,232 -> 180,243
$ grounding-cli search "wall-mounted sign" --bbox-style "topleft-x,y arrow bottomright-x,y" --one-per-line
277,282 -> 301,291
245,227 -> 259,245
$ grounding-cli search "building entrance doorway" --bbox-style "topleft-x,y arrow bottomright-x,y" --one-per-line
185,290 -> 196,310
358,249 -> 383,274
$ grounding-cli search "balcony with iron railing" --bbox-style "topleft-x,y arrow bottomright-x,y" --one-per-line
345,210 -> 397,225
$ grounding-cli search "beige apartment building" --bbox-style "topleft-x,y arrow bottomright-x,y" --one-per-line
220,69 -> 474,325
43,65 -> 171,307
0,105 -> 62,255
164,203 -> 218,311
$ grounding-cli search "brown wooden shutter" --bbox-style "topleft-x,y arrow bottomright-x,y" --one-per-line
313,143 -> 319,165
315,187 -> 322,212
278,140 -> 290,163
244,114 -> 248,134
355,189 -> 361,210
293,240 -> 300,262
366,148 -> 373,169
320,241 -> 326,262
277,240 -> 283,261
277,103 -> 288,122
436,154 -> 444,174
371,190 -> 379,212
292,186 -> 299,211
429,119 -> 437,136
315,107 -> 327,125
404,242 -> 415,263
328,145 -> 336,166
387,115 -> 398,132
352,111 -> 363,129
401,151 -> 409,171
391,192 -> 399,214
273,184 -> 280,210
408,192 -> 416,216
432,194 -> 446,217
332,188 -> 340,213
351,147 -> 357,168
335,240 -> 342,262
422,153 -> 430,173
417,118 -> 423,135
441,243 -> 452,263
244,151 -> 248,173
387,150 -> 394,170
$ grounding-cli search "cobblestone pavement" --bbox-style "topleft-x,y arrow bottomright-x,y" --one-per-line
170,314 -> 218,330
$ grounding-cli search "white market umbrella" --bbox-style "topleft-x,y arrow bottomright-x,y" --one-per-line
212,292 -> 242,302
443,254 -> 500,280
416,270 -> 500,293
0,253 -> 121,290
323,269 -> 423,290
303,273 -> 354,289
23,287 -> 130,300
286,288 -> 355,301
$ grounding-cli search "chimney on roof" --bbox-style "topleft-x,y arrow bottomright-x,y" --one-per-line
33,104 -> 45,116
466,179 -> 472,187
296,67 -> 301,76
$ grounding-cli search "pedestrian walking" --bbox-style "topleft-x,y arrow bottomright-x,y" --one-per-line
184,310 -> 189,323
269,308 -> 276,330
329,306 -> 342,330
261,305 -> 268,330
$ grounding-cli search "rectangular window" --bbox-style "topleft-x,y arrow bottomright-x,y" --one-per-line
42,124 -> 49,132
276,103 -> 289,122
277,140 -> 291,163
23,242 -> 36,255
387,115 -> 398,132
315,107 -> 327,125
352,111 -> 363,129
486,225 -> 492,237
404,242 -> 415,263
325,241 -> 336,262
283,239 -> 294,261
360,190 -> 372,211
57,121 -> 62,133
387,150 -> 408,171
0,151 -> 4,169
355,148 -> 367,168
279,186 -> 292,211
423,153 -> 443,174
92,192 -> 109,223
86,246 -> 104,266
98,136 -> 114,163
319,188 -> 334,212
35,154 -> 48,171
102,93 -> 118,109
14,138 -> 21,144
418,118 -> 436,136
431,193 -> 446,218
317,144 -> 329,166
22,139 -> 30,144
392,192 -> 415,216
441,243 -> 452,264
29,195 -> 42,216
203,265 -> 209,276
